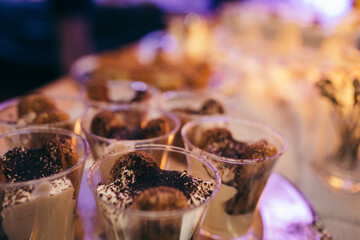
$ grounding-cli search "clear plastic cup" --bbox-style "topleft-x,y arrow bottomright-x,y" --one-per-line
161,90 -> 228,149
87,144 -> 220,240
82,79 -> 161,108
181,116 -> 287,239
81,105 -> 180,160
0,127 -> 90,240
0,94 -> 85,134
161,90 -> 228,124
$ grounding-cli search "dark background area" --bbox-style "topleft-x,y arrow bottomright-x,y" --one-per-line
0,0 -> 235,101
0,1 -> 166,101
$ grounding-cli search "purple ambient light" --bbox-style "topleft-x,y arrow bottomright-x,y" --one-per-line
259,173 -> 326,239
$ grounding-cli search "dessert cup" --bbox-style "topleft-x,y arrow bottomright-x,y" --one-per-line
314,72 -> 360,193
181,117 -> 287,239
0,94 -> 85,134
161,90 -> 228,149
161,90 -> 228,125
314,111 -> 360,193
81,105 -> 180,160
81,79 -> 161,108
87,144 -> 220,240
0,127 -> 90,240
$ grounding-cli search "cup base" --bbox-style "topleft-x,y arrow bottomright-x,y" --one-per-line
198,210 -> 263,240
313,158 -> 360,193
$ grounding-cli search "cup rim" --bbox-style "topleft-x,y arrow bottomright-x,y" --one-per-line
0,94 -> 84,128
81,105 -> 181,144
161,90 -> 228,120
181,116 -> 287,164
0,126 -> 90,188
81,79 -> 161,108
87,144 -> 221,217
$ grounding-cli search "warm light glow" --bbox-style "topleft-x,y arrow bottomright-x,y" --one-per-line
328,175 -> 344,189
72,118 -> 82,146
160,136 -> 175,169
74,118 -> 82,135
307,0 -> 352,17
29,220 -> 39,239
167,134 -> 175,146
328,176 -> 360,193
185,13 -> 210,61
160,153 -> 168,170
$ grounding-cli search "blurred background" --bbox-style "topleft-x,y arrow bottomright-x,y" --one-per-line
0,0 -> 357,101
0,0 -> 230,101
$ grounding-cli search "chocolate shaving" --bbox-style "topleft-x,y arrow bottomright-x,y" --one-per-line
0,137 -> 77,182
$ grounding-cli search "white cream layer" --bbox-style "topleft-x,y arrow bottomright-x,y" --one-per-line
202,183 -> 254,238
1,178 -> 75,240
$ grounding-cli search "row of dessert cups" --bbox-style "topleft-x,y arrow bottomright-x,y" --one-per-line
0,82 -> 287,240
0,127 -> 218,240
0,80 -> 228,133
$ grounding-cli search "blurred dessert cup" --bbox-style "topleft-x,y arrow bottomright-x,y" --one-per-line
161,90 -> 228,149
81,104 -> 180,160
314,71 -> 360,193
81,79 -> 161,109
87,144 -> 220,240
0,94 -> 85,134
0,127 -> 90,240
181,116 -> 287,239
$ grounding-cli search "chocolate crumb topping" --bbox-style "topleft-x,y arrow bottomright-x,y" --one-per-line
173,98 -> 224,115
17,94 -> 56,118
90,110 -> 118,137
200,128 -> 233,149
0,147 -> 61,182
108,124 -> 144,140
201,128 -> 276,160
16,94 -> 70,126
242,140 -> 278,160
44,137 -> 77,170
205,139 -> 248,159
33,108 -> 69,124
90,110 -> 170,140
200,99 -> 225,115
110,151 -> 159,183
97,151 -> 214,209
159,171 -> 200,200
0,138 -> 77,182
143,118 -> 170,139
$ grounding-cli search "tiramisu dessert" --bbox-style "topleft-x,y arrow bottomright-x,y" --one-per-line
72,44 -> 212,91
184,125 -> 280,238
172,99 -> 225,117
86,79 -> 153,104
90,110 -> 170,140
95,151 -> 215,239
169,98 -> 225,151
16,94 -> 70,126
0,137 -> 78,240
84,107 -> 179,160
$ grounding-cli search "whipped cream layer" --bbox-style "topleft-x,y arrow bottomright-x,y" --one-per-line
1,178 -> 75,240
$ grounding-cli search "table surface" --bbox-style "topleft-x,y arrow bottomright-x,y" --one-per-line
40,77 -> 360,240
